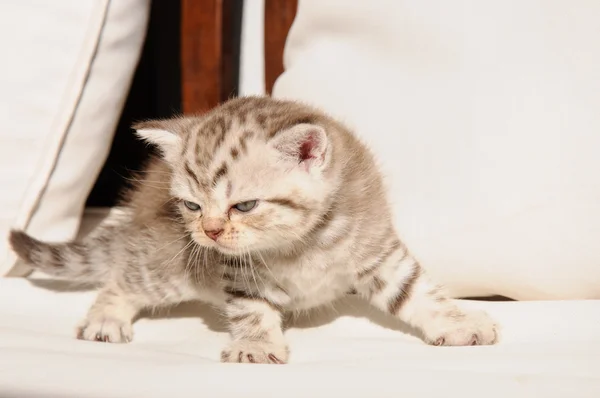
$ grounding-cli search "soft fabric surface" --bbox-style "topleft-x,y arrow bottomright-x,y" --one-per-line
273,0 -> 600,300
1,277 -> 599,397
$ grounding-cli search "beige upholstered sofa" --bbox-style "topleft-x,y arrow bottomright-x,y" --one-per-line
1,1 -> 599,397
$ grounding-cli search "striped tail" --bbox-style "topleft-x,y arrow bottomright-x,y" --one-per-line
8,230 -> 110,283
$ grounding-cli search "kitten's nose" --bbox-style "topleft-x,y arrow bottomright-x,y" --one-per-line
205,228 -> 224,241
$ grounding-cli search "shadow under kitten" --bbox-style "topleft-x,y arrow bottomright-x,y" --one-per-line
284,296 -> 424,340
26,278 -> 426,339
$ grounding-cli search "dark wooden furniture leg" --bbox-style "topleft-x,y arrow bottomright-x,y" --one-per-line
264,0 -> 297,95
180,0 -> 242,114
180,0 -> 297,114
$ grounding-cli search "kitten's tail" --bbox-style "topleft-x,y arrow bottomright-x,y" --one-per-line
8,230 -> 111,283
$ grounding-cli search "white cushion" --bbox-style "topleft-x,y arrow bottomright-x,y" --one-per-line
273,0 -> 600,300
0,0 -> 150,276
0,273 -> 599,396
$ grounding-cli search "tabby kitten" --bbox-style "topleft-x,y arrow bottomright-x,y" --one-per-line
10,96 -> 498,364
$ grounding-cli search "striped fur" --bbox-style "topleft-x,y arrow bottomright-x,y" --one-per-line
9,96 -> 498,363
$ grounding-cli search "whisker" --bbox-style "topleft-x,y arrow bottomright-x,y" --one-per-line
200,245 -> 208,283
255,250 -> 280,285
232,256 -> 239,288
154,235 -> 189,253
161,239 -> 194,270
245,247 -> 263,296
239,248 -> 252,293
185,243 -> 199,278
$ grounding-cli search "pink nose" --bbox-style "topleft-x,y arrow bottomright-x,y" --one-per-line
205,228 -> 224,241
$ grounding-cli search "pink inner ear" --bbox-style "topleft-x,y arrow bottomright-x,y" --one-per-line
300,134 -> 317,162
299,132 -> 319,162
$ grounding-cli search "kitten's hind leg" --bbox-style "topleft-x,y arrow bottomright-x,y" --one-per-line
220,293 -> 289,364
77,284 -> 140,343
356,242 -> 499,346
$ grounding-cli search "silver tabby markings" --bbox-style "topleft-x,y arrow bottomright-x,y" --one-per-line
9,96 -> 498,364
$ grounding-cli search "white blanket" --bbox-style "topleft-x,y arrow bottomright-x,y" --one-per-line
1,277 -> 599,398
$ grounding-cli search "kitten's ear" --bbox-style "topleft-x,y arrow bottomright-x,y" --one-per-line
133,119 -> 183,161
271,124 -> 329,170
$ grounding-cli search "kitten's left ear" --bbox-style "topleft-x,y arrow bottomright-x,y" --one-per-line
270,123 -> 329,171
133,119 -> 183,162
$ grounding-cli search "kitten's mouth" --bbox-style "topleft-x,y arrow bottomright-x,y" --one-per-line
209,240 -> 241,255
192,233 -> 246,255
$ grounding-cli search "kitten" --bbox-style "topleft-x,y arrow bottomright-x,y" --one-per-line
9,96 -> 498,364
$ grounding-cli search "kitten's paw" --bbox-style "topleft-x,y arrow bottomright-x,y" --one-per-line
220,340 -> 289,364
76,316 -> 133,343
426,309 -> 499,346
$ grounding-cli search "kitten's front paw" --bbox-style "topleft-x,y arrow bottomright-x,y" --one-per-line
76,316 -> 133,343
221,340 -> 289,364
426,309 -> 499,346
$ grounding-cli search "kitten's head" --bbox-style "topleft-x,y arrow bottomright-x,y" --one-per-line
134,97 -> 338,255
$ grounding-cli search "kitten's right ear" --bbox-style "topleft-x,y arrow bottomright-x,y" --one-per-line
133,119 -> 183,162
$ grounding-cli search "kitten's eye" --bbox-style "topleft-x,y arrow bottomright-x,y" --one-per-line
233,200 -> 258,212
183,200 -> 201,211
